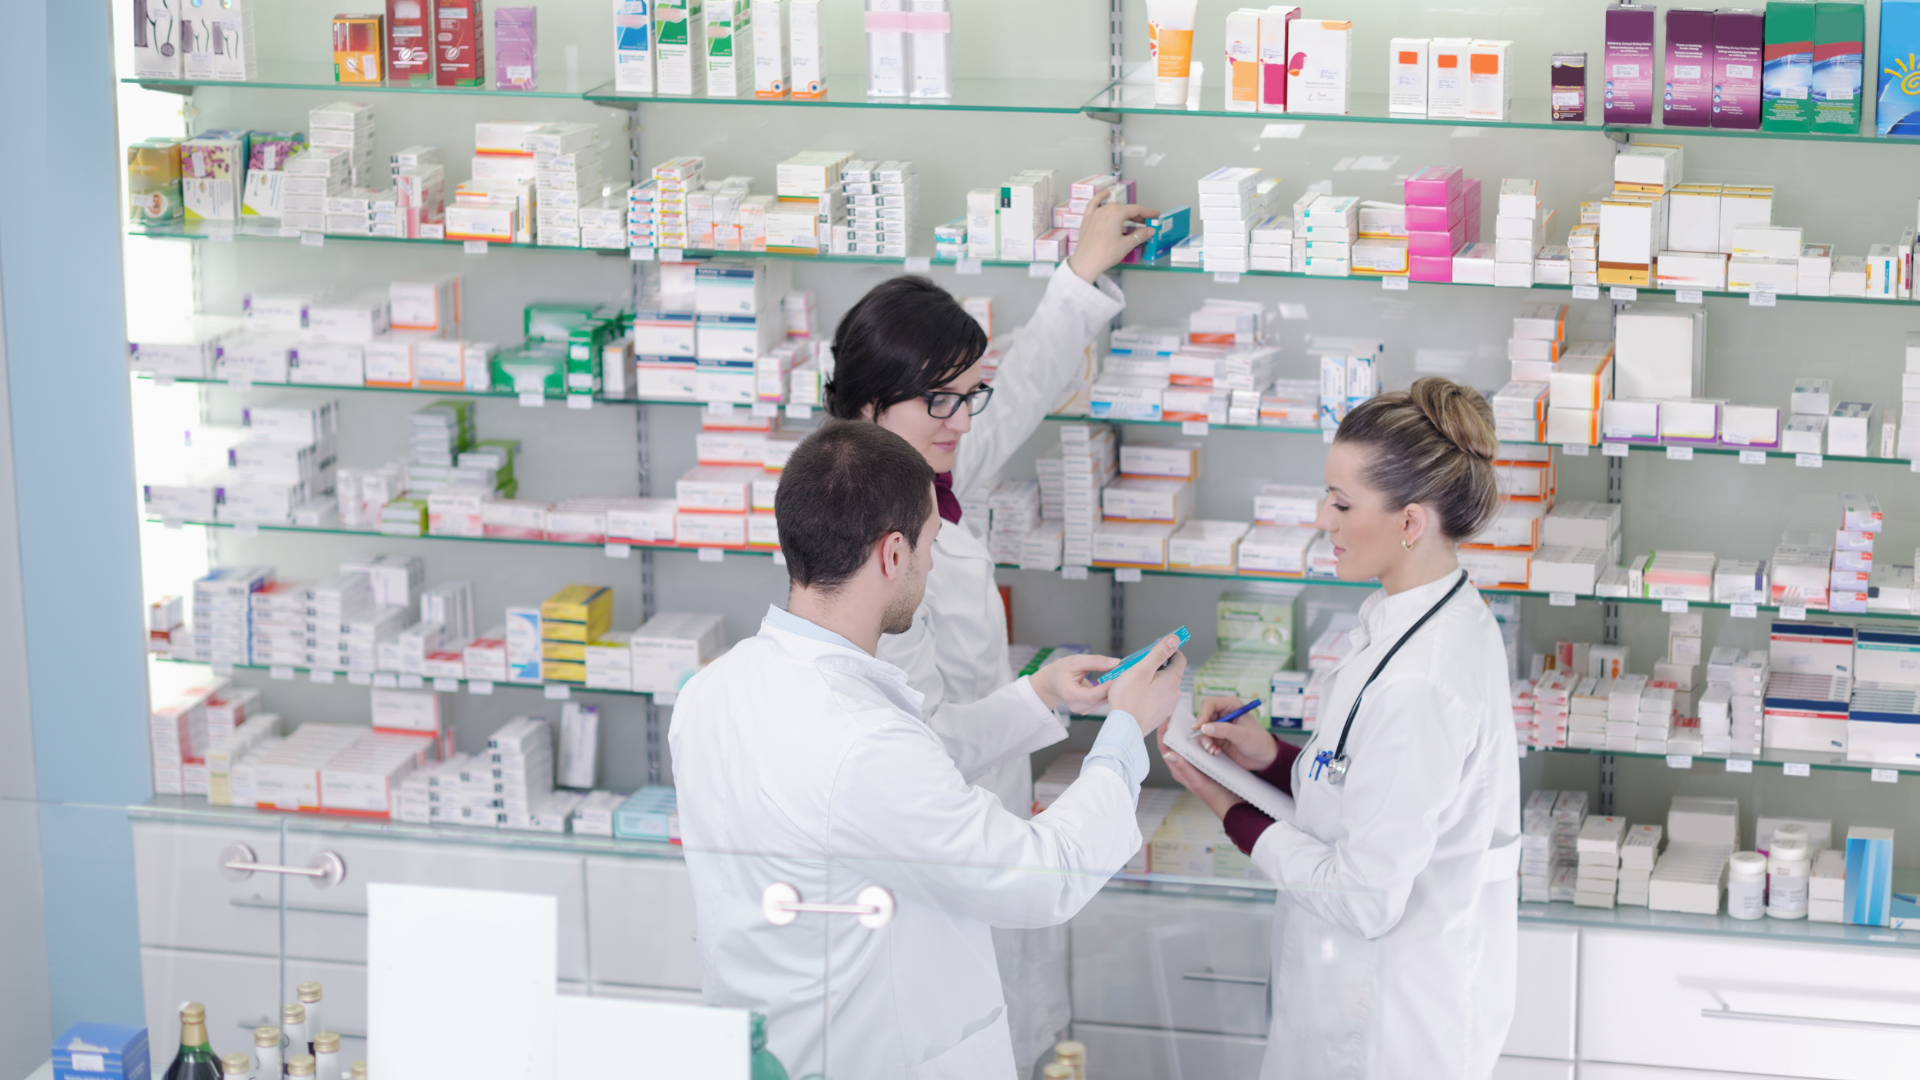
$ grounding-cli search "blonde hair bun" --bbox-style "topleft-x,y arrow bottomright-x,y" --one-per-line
1332,376 -> 1503,541
1408,377 -> 1499,462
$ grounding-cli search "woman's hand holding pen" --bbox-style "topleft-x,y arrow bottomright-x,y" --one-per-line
1192,696 -> 1280,771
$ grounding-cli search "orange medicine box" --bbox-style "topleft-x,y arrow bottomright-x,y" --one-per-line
333,15 -> 385,83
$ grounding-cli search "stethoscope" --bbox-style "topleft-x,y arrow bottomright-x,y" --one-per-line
1310,570 -> 1470,785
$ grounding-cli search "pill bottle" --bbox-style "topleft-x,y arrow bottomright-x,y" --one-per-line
1727,851 -> 1767,920
1767,838 -> 1810,919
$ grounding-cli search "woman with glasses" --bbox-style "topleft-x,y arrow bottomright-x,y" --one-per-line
822,185 -> 1156,1071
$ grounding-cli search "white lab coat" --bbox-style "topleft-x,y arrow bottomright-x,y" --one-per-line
1251,572 -> 1521,1080
669,613 -> 1143,1080
874,263 -> 1126,1067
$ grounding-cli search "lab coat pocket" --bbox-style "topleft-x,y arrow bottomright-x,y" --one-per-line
906,1006 -> 1017,1080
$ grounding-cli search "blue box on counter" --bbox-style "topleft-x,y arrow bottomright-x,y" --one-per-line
53,1024 -> 149,1080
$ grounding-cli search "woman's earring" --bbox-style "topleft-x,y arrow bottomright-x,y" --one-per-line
1402,538 -> 1414,551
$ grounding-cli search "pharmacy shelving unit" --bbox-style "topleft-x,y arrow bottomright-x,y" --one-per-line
115,3 -> 1920,1075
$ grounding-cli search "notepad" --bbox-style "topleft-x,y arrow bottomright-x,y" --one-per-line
1163,700 -> 1298,824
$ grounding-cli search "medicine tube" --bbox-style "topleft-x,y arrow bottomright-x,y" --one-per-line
1727,852 -> 1767,920
1767,838 -> 1810,919
252,1027 -> 282,1079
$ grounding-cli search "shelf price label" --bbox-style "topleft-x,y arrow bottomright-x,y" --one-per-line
1181,421 -> 1209,436
1783,761 -> 1812,777
235,523 -> 260,538
698,547 -> 725,562
228,378 -> 252,394
1725,758 -> 1753,773
1731,604 -> 1758,619
1562,442 -> 1590,456
464,241 -> 489,255
1610,286 -> 1637,301
309,669 -> 335,685
751,402 -> 779,418
434,677 -> 461,693
544,684 -> 571,700
567,395 -> 593,411
1572,285 -> 1600,300
630,246 -> 655,261
1749,289 -> 1777,307
468,680 -> 494,695
1322,429 -> 1336,444
1550,592 -> 1576,607
1382,276 -> 1409,291
1667,755 -> 1693,769
605,543 -> 632,559
661,248 -> 685,262
1911,459 -> 1920,474
1872,768 -> 1898,784
1676,289 -> 1703,304
1666,445 -> 1693,461
1602,442 -> 1629,457
1032,262 -> 1059,279
1781,605 -> 1808,621
211,662 -> 234,676
399,674 -> 425,690
904,256 -> 932,273
772,549 -> 787,566
519,392 -> 544,408
300,232 -> 325,247
1661,599 -> 1689,613
955,258 -> 984,276
786,404 -> 812,421
1063,566 -> 1089,581
1739,450 -> 1766,465
1214,271 -> 1243,284
1116,568 -> 1143,583
347,672 -> 373,686
270,666 -> 296,680
373,673 -> 398,688
1796,453 -> 1822,468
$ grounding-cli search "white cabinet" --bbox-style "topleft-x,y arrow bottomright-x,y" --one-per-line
1068,891 -> 1271,1037
133,821 -> 286,956
1506,923 -> 1579,1061
1577,1065 -> 1791,1080
1494,1058 -> 1575,1080
1070,1020 -> 1267,1080
1579,929 -> 1920,1080
583,856 -> 703,991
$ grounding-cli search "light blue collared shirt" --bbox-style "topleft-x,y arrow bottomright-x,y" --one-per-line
763,604 -> 864,654
1083,710 -> 1150,799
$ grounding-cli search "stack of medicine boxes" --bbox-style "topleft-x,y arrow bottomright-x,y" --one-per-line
1405,166 -> 1470,282
1829,494 -> 1881,614
1300,195 -> 1359,277
310,101 -> 377,189
1763,619 -> 1853,753
192,566 -> 270,665
1196,167 -> 1264,274
1849,618 -> 1920,764
1054,424 -> 1116,569
488,717 -> 555,826
832,159 -> 917,258
771,150 -> 848,254
1701,644 -> 1767,756
1599,144 -> 1679,289
650,156 -> 703,251
1617,824 -> 1662,905
1659,609 -> 1704,720
541,585 -> 613,685
1649,796 -> 1736,915
630,612 -> 727,695
988,480 -> 1042,566
1574,814 -> 1627,907
530,123 -> 604,248
1495,179 -> 1549,288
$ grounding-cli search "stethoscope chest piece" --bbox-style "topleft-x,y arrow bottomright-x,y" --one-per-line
1310,749 -> 1350,785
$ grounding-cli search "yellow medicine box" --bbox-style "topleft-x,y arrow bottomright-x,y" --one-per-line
541,585 -> 612,638
542,660 -> 587,684
542,641 -> 587,662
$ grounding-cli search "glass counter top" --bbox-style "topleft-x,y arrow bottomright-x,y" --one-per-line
1521,898 -> 1920,950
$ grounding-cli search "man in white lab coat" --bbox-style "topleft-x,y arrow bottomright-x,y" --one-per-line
670,420 -> 1188,1080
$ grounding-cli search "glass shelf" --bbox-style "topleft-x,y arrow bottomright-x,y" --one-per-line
1587,440 -> 1910,467
155,656 -> 654,699
1529,743 -> 1920,778
146,516 -> 783,557
1520,899 -> 1920,950
131,374 -> 744,410
1608,120 -> 1907,147
124,62 -> 612,99
585,76 -> 1109,114
1083,80 -> 1582,133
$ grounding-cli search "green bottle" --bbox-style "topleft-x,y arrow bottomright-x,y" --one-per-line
750,1013 -> 790,1080
163,1003 -> 222,1080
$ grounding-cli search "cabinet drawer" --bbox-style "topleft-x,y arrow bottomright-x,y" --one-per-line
1504,923 -> 1577,1060
584,856 -> 702,991
1069,1021 -> 1265,1080
280,833 -> 589,982
134,821 -> 286,956
1069,891 -> 1271,1037
1579,928 -> 1920,1079
1492,1056 -> 1573,1080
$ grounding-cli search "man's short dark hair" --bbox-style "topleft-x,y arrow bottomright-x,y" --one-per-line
824,275 -> 988,420
776,420 -> 936,592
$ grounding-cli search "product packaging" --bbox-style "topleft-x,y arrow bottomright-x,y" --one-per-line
1466,39 -> 1512,120
865,0 -> 909,96
790,0 -> 825,97
1712,8 -> 1764,129
1764,0 -> 1816,131
752,0 -> 788,95
387,0 -> 433,84
129,138 -> 185,224
1287,19 -> 1352,115
1389,37 -> 1429,115
1604,4 -> 1656,124
132,0 -> 184,78
614,0 -> 655,92
184,0 -> 256,81
1257,7 -> 1299,112
494,6 -> 537,90
1551,52 -> 1586,121
1663,8 -> 1715,127
657,0 -> 706,94
1226,9 -> 1264,113
909,0 -> 951,98
333,14 -> 385,83
435,0 -> 486,87
1812,1 -> 1864,131
1148,0 -> 1199,105
1428,37 -> 1470,117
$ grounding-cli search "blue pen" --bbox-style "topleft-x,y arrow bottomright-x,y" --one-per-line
1195,699 -> 1262,755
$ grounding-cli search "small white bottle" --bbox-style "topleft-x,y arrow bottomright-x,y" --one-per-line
1767,838 -> 1811,920
349,1062 -> 367,1080
312,1032 -> 342,1080
1727,851 -> 1767,920
286,1054 -> 316,1080
252,1026 -> 282,1079
297,982 -> 325,1049
282,1004 -> 310,1066
222,1051 -> 256,1080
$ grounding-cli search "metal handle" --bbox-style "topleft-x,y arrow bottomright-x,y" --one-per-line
761,883 -> 895,929
229,896 -> 366,917
1700,1007 -> 1920,1034
1182,970 -> 1269,987
220,843 -> 347,890
238,1019 -> 366,1040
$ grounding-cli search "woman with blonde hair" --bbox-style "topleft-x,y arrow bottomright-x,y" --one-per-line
1161,377 -> 1521,1080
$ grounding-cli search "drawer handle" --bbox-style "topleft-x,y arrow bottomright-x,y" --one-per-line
1700,1007 -> 1920,1034
220,843 -> 347,890
229,897 -> 367,917
1182,970 -> 1269,987
237,1019 -> 366,1040
761,883 -> 894,929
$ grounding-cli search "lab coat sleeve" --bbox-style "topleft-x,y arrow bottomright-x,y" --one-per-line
1247,676 -> 1473,940
877,606 -> 1067,782
829,715 -> 1142,929
951,267 -> 1125,501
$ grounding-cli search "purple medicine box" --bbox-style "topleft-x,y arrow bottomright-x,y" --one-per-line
494,7 -> 537,90
1713,8 -> 1764,128
1605,4 -> 1657,124
1664,9 -> 1716,126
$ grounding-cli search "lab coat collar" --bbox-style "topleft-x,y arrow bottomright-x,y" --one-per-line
1351,567 -> 1472,653
756,609 -> 929,719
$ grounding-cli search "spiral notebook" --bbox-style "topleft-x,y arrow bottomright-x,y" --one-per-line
1163,701 -> 1298,824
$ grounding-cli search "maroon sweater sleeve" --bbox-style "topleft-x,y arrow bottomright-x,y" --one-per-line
1221,735 -> 1303,856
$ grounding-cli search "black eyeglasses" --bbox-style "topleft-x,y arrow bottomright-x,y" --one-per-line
922,385 -> 994,419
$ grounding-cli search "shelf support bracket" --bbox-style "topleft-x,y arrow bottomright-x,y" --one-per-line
137,82 -> 195,97
1109,576 -> 1127,657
